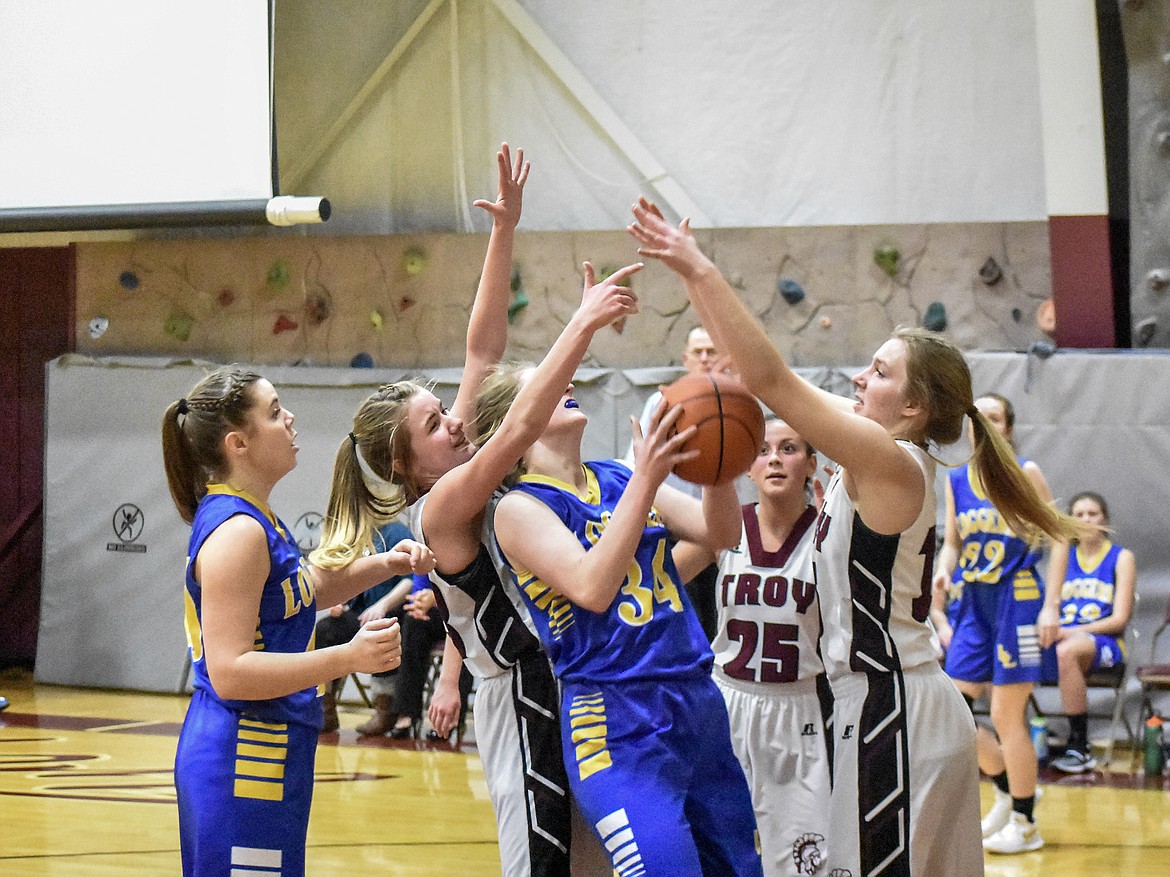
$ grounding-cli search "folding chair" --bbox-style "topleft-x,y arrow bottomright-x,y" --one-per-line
1133,593 -> 1170,761
340,673 -> 373,707
1030,593 -> 1138,765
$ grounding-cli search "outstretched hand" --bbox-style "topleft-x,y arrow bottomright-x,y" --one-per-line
628,398 -> 698,490
627,196 -> 711,279
578,261 -> 641,331
473,142 -> 530,229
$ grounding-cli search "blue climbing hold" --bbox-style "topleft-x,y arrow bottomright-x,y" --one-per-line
923,301 -> 947,332
778,278 -> 805,305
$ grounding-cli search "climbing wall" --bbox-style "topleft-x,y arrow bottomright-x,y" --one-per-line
74,221 -> 1054,370
1125,0 -> 1170,347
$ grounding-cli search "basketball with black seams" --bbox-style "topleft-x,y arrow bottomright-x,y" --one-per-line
659,372 -> 764,486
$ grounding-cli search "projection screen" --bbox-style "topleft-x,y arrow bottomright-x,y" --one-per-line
0,1 -> 327,230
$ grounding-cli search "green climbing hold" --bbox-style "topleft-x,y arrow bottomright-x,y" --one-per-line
874,244 -> 900,278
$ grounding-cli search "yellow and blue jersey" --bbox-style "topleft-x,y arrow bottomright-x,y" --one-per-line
944,461 -> 1046,685
184,484 -> 320,728
504,459 -> 712,685
1061,541 -> 1122,627
501,460 -> 761,876
949,461 -> 1043,589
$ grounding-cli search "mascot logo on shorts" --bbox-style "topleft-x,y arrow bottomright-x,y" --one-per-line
793,832 -> 826,875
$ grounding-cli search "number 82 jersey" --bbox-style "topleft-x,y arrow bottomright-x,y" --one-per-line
712,503 -> 823,686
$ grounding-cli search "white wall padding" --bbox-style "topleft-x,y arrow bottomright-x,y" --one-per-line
38,353 -> 1170,712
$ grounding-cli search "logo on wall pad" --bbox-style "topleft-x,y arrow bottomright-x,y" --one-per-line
293,511 -> 325,556
107,503 -> 147,554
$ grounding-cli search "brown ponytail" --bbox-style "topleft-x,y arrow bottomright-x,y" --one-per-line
161,366 -> 262,524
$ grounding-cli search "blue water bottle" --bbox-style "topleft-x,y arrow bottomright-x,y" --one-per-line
1030,716 -> 1049,762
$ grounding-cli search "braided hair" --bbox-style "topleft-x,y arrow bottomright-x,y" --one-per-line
161,366 -> 263,523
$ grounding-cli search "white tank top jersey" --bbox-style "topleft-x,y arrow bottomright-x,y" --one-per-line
407,492 -> 542,681
712,504 -> 824,685
814,441 -> 939,679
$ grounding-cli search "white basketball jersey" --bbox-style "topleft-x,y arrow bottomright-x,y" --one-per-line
712,503 -> 824,685
408,493 -> 541,680
814,441 -> 939,679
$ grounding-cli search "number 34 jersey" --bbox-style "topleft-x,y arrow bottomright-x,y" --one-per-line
503,459 -> 713,686
712,503 -> 823,686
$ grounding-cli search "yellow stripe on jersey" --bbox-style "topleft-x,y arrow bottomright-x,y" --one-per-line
239,728 -> 288,744
234,720 -> 289,801
517,571 -> 576,639
1012,569 -> 1041,601
182,585 -> 203,663
234,778 -> 283,801
235,758 -> 285,780
568,693 -> 612,780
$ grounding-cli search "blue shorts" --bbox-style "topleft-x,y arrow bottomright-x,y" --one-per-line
945,570 -> 1043,686
561,675 -> 762,877
176,689 -> 317,877
1040,632 -> 1125,684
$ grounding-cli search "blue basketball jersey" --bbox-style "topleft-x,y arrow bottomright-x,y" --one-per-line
1061,541 -> 1123,627
502,459 -> 712,685
949,461 -> 1043,588
184,485 -> 320,728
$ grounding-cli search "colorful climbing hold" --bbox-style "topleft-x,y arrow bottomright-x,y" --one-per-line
402,247 -> 428,276
778,278 -> 805,305
350,352 -> 374,368
267,260 -> 291,291
923,301 -> 947,332
165,311 -> 194,342
979,257 -> 1002,285
118,270 -> 140,290
273,313 -> 299,335
508,289 -> 529,324
873,244 -> 900,278
305,290 -> 333,325
87,316 -> 109,340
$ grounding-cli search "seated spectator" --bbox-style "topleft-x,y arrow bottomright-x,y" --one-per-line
1048,491 -> 1136,773
316,518 -> 413,735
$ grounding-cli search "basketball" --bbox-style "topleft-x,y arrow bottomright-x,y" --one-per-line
658,371 -> 764,486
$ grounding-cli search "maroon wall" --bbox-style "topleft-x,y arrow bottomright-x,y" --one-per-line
1049,214 -> 1117,348
0,247 -> 75,667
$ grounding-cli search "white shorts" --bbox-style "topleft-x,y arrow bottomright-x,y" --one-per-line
828,663 -> 983,877
715,672 -> 832,877
474,658 -> 573,877
475,672 -> 530,876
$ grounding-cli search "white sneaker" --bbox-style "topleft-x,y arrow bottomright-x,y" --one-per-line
1050,748 -> 1097,774
984,812 -> 1044,854
981,788 -> 1012,839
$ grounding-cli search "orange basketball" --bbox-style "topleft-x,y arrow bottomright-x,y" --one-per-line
658,371 -> 764,486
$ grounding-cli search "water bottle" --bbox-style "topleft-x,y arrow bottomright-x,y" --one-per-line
1144,715 -> 1165,775
1030,716 -> 1048,762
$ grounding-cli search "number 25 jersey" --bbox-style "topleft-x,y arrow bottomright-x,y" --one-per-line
712,503 -> 823,685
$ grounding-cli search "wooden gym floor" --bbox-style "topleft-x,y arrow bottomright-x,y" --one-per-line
1,667 -> 1168,876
